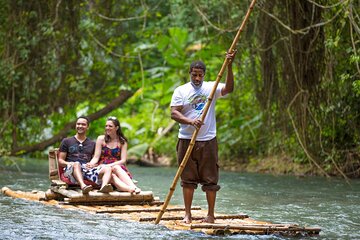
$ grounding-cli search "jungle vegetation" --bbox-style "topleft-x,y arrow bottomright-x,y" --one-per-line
0,0 -> 359,178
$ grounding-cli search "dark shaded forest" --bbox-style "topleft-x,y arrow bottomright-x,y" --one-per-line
0,0 -> 359,178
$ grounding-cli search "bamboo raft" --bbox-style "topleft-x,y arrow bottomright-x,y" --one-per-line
0,149 -> 321,236
1,186 -> 321,236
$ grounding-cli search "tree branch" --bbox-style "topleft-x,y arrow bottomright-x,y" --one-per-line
259,5 -> 343,35
287,90 -> 330,178
190,0 -> 239,33
87,30 -> 137,59
10,90 -> 134,155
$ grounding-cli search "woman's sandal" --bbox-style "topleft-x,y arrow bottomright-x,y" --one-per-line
99,184 -> 113,193
134,187 -> 141,194
130,187 -> 141,194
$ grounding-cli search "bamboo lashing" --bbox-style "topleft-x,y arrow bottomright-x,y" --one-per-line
155,0 -> 258,224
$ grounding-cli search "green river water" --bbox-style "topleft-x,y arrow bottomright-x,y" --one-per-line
0,158 -> 359,239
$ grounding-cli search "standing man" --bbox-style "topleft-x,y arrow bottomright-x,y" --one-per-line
170,51 -> 237,223
58,116 -> 96,194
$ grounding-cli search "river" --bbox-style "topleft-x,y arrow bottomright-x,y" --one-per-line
0,158 -> 359,239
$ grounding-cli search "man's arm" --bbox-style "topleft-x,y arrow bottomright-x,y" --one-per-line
221,50 -> 237,96
58,151 -> 70,167
171,106 -> 203,129
86,136 -> 103,168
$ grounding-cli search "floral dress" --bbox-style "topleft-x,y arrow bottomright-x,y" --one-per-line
99,144 -> 132,178
82,143 -> 132,185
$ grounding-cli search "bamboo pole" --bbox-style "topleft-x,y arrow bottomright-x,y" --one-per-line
1,187 -> 45,201
155,0 -> 257,225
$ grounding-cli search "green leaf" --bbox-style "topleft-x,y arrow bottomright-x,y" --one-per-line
127,143 -> 149,158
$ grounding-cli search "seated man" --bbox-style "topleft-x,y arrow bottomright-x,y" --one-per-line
58,116 -> 113,194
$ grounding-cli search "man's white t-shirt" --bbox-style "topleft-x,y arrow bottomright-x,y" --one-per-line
170,81 -> 225,141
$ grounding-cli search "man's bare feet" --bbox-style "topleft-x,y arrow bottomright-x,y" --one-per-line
182,214 -> 192,224
201,215 -> 215,223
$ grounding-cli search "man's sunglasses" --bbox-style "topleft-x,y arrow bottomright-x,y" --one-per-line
79,143 -> 84,153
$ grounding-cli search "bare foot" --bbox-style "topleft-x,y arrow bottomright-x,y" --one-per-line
201,215 -> 215,223
182,214 -> 192,224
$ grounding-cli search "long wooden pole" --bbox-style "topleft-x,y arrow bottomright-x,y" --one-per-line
155,0 -> 257,224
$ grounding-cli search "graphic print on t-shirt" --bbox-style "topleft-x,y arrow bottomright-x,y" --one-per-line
189,93 -> 207,117
69,143 -> 88,163
69,144 -> 78,153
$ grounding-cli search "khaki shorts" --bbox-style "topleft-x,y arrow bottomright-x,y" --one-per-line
176,137 -> 220,192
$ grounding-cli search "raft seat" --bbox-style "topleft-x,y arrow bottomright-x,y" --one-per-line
48,148 -> 98,188
48,148 -> 156,204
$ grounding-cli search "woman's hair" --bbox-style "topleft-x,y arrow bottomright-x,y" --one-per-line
105,116 -> 128,144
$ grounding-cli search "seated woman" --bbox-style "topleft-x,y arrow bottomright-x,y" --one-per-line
86,116 -> 141,194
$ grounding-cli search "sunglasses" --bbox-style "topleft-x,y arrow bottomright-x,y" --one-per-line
108,116 -> 117,120
78,143 -> 84,153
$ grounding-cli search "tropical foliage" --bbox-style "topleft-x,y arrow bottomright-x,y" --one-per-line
0,0 -> 359,178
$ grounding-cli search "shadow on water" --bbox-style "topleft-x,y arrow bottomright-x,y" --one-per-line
0,158 -> 359,239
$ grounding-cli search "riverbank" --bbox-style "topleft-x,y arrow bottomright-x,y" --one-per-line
223,154 -> 360,179
221,154 -> 320,177
128,153 -> 359,178
144,153 -> 325,177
